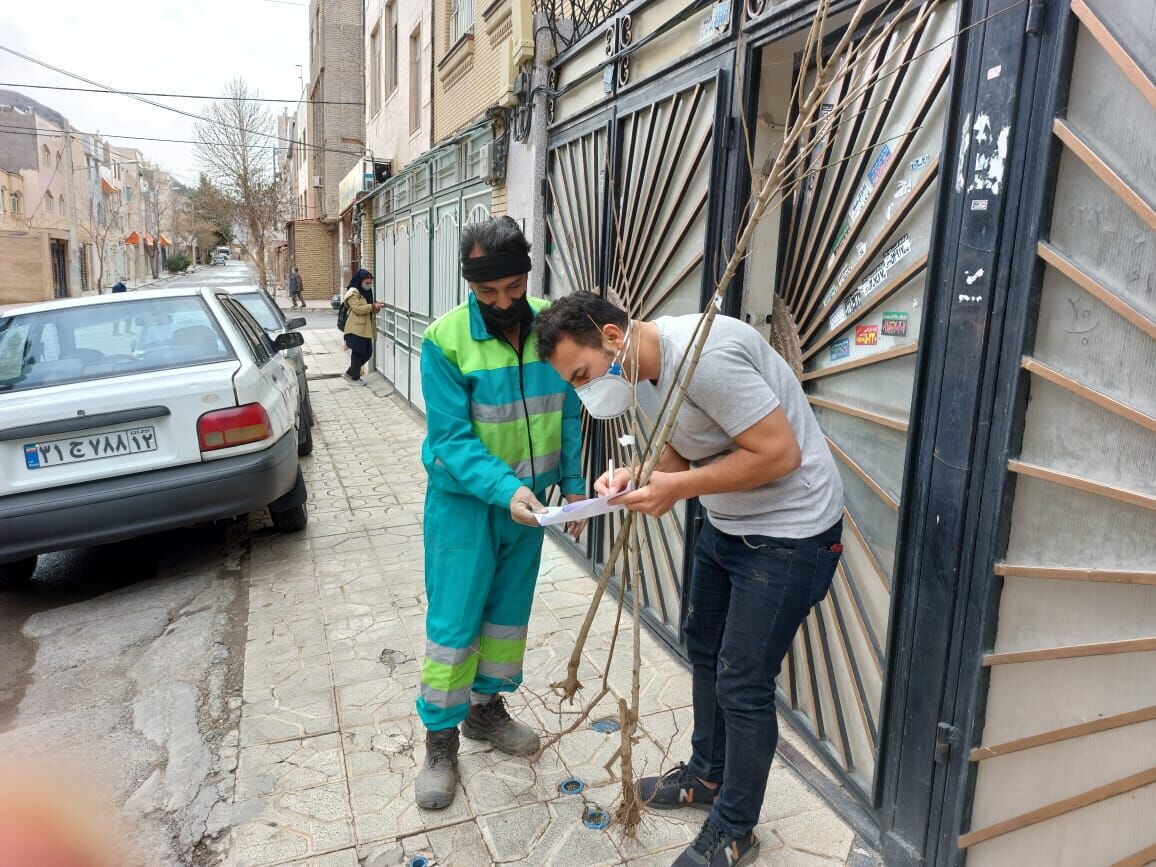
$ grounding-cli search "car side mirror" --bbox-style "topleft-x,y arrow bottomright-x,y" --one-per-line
274,332 -> 305,351
285,317 -> 307,331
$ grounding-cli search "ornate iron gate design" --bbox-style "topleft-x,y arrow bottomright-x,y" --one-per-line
775,6 -> 957,798
545,74 -> 721,642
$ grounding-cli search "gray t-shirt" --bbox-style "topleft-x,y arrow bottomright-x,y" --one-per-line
639,314 -> 844,539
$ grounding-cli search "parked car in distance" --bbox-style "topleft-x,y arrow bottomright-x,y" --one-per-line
224,286 -> 315,454
211,253 -> 227,266
0,287 -> 309,586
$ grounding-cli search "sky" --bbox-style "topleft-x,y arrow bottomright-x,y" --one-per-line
0,0 -> 311,186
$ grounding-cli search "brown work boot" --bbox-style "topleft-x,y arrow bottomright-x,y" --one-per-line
460,695 -> 540,756
415,727 -> 459,809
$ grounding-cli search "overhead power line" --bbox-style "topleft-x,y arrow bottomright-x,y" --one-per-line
0,81 -> 364,107
0,44 -> 364,159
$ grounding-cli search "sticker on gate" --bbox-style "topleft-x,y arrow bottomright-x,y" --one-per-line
881,311 -> 909,337
829,337 -> 851,361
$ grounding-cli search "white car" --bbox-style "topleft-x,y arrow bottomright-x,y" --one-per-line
0,287 -> 310,586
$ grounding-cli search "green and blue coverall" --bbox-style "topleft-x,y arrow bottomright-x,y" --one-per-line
417,294 -> 585,731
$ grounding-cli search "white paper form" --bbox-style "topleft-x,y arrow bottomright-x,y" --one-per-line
534,487 -> 631,527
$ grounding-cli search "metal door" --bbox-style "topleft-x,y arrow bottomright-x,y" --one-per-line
948,1 -> 1156,863
545,64 -> 727,644
771,4 -> 958,802
50,240 -> 68,298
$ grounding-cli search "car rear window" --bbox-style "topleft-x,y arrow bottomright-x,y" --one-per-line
232,293 -> 282,331
0,296 -> 236,394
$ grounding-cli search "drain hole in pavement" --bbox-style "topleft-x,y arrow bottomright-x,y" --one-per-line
558,777 -> 585,795
408,856 -> 433,867
591,718 -> 620,734
582,804 -> 610,830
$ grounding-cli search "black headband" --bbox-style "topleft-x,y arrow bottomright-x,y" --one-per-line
461,251 -> 531,282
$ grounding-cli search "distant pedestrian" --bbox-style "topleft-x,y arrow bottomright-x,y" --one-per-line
287,267 -> 305,308
341,268 -> 382,384
111,277 -> 133,336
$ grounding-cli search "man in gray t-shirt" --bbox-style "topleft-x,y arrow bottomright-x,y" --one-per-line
534,292 -> 845,867
638,314 -> 843,538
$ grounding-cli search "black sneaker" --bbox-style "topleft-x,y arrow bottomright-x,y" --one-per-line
638,762 -> 719,810
672,819 -> 760,867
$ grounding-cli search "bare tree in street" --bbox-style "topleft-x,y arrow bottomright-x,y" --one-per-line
78,188 -> 124,292
194,79 -> 281,288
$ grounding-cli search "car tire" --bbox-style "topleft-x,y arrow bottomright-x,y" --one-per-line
271,502 -> 308,533
0,555 -> 38,589
305,392 -> 316,427
297,404 -> 315,456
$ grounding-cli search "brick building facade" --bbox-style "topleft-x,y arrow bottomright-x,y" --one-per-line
287,219 -> 334,301
285,0 -> 366,298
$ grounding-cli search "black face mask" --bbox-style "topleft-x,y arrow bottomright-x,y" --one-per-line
478,294 -> 533,334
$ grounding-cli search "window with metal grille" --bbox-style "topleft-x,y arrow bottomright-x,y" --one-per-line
78,245 -> 90,291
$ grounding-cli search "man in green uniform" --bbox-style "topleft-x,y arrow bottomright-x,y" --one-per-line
415,217 -> 586,809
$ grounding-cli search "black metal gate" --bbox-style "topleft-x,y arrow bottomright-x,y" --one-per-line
545,54 -> 733,647
50,239 -> 68,298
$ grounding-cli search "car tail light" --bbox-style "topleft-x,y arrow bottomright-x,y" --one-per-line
197,403 -> 272,451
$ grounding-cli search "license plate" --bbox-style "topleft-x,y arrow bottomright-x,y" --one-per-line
24,426 -> 158,470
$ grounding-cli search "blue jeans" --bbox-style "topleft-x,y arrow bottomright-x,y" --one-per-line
684,516 -> 843,838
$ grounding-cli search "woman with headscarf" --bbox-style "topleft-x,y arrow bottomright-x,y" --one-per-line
341,268 -> 382,384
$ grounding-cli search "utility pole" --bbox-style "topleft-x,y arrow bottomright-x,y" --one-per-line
63,122 -> 84,295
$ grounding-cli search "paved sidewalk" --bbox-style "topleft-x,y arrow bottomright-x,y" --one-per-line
300,325 -> 354,380
217,351 -> 870,865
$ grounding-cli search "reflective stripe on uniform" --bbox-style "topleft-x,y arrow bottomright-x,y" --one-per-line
479,622 -> 527,672
470,393 -> 565,425
476,659 -> 523,681
509,450 -> 561,480
424,640 -> 476,666
422,638 -> 479,699
419,683 -> 473,709
481,622 -> 528,641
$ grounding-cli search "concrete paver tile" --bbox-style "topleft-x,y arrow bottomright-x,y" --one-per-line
572,782 -> 708,861
759,761 -> 835,823
240,686 -> 339,747
244,632 -> 332,670
330,651 -> 418,688
223,783 -> 354,867
478,800 -> 621,866
242,659 -> 335,703
390,818 -> 492,866
348,766 -> 474,844
274,848 -> 360,867
335,673 -> 420,728
459,742 -> 568,816
325,614 -> 409,648
754,842 -> 846,866
764,808 -> 855,862
235,733 -> 345,800
341,724 -> 419,779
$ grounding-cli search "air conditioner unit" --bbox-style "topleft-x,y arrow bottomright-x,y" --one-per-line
312,175 -> 323,188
